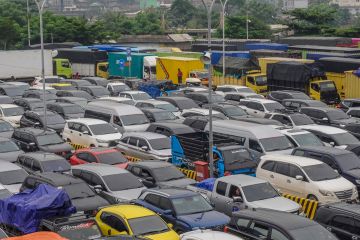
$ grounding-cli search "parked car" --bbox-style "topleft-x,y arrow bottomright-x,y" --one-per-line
12,127 -> 72,155
14,98 -> 44,111
141,108 -> 178,123
281,99 -> 327,111
80,86 -> 110,98
60,79 -> 93,89
51,83 -> 76,91
224,93 -> 264,105
183,116 -> 218,131
239,99 -> 285,118
95,96 -> 135,105
0,104 -> 24,127
95,204 -> 179,239
22,89 -> 57,102
69,147 -> 128,168
280,128 -> 325,147
82,77 -> 108,87
46,102 -> 85,119
0,160 -> 28,193
0,84 -> 26,98
16,152 -> 71,174
216,85 -> 255,94
0,137 -> 24,162
181,108 -> 227,119
106,82 -> 131,96
265,112 -> 316,128
185,92 -> 225,107
63,118 -> 121,147
135,188 -> 230,233
117,132 -> 171,161
146,122 -> 196,137
0,120 -> 14,138
0,96 -> 13,104
256,154 -> 357,203
339,98 -> 360,112
33,75 -> 64,87
126,161 -> 196,188
135,100 -> 181,117
157,96 -> 199,111
72,163 -> 146,204
180,229 -> 243,240
187,175 -> 301,216
56,90 -> 94,101
226,208 -> 338,240
119,91 -> 151,101
20,172 -> 109,212
267,90 -> 311,102
314,202 -> 360,240
56,97 -> 88,109
20,110 -> 66,134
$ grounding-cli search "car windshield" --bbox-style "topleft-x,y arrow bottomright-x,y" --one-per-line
148,138 -> 170,150
42,160 -> 71,173
42,93 -> 58,101
132,93 -> 151,100
212,95 -> 225,103
260,136 -> 293,152
303,163 -> 340,181
128,215 -> 168,236
152,166 -> 185,181
327,110 -> 350,120
157,104 -> 178,112
2,87 -> 24,97
0,140 -> 19,153
97,151 -> 127,165
242,182 -> 279,202
172,195 -> 213,215
89,87 -> 109,97
74,92 -> 93,100
121,114 -> 149,126
292,133 -> 324,147
290,224 -> 338,240
37,134 -> 64,146
103,173 -> 143,191
57,220 -> 101,240
63,182 -> 95,199
40,114 -> 65,125
175,99 -> 199,110
291,114 -> 314,125
112,85 -> 130,92
224,106 -> 248,117
336,153 -> 360,172
154,111 -> 177,121
332,132 -> 359,145
63,105 -> 85,114
264,102 -> 285,112
0,169 -> 27,185
2,107 -> 24,116
255,76 -> 267,86
0,121 -> 12,132
89,123 -> 118,135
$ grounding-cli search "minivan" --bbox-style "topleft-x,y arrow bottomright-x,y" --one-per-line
84,101 -> 150,133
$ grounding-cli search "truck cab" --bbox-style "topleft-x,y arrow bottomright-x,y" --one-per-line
96,62 -> 109,79
309,80 -> 340,105
189,69 -> 208,86
243,71 -> 267,94
52,59 -> 72,79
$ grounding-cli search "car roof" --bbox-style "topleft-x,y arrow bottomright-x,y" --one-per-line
141,108 -> 170,114
261,154 -> 323,166
122,91 -> 146,94
20,98 -> 42,103
295,146 -> 353,155
35,172 -> 83,186
48,102 -> 76,107
0,160 -> 23,171
145,188 -> 197,198
218,175 -> 266,186
76,147 -> 117,153
122,131 -> 167,140
301,107 -> 341,112
301,124 -> 347,134
67,118 -> 107,125
180,230 -> 241,240
57,97 -> 87,101
81,85 -> 106,89
88,101 -> 139,112
129,160 -> 172,168
101,204 -> 155,219
280,128 -> 311,136
0,104 -> 21,109
241,98 -> 276,104
72,163 -> 129,176
14,127 -> 56,135
136,100 -> 168,105
20,152 -> 65,161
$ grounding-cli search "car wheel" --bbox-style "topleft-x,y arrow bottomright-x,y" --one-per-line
90,144 -> 95,148
307,194 -> 318,201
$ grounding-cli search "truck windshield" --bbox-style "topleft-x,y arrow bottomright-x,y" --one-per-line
58,220 -> 101,240
172,195 -> 213,215
319,82 -> 336,91
255,76 -> 267,86
242,182 -> 279,202
260,136 -> 293,152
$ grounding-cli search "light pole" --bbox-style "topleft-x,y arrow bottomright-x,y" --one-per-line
246,0 -> 249,40
220,0 -> 229,85
27,0 -> 31,47
34,0 -> 47,131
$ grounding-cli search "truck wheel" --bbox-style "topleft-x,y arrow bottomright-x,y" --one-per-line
307,194 -> 318,201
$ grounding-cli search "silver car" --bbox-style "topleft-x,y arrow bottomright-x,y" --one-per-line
0,137 -> 24,163
116,131 -> 171,161
0,160 -> 28,193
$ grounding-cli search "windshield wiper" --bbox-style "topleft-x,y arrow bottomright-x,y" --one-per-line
142,229 -> 168,235
166,176 -> 184,181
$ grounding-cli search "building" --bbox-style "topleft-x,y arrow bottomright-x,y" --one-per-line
331,0 -> 360,14
283,0 -> 308,10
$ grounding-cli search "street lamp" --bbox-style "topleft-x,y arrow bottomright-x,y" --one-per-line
27,0 -> 31,47
219,0 -> 229,85
34,0 -> 47,131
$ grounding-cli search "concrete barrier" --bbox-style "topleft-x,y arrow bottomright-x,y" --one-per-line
283,194 -> 319,219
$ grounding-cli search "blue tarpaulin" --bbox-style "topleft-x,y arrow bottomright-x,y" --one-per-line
0,184 -> 76,234
196,178 -> 216,192
245,43 -> 288,51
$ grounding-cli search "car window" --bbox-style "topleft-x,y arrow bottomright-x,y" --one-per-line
271,228 -> 289,240
144,194 -> 160,206
248,221 -> 269,239
322,156 -> 337,169
289,164 -> 304,179
100,212 -> 127,233
130,166 -> 141,176
138,139 -> 149,149
249,139 -> 263,153
331,215 -> 355,233
216,181 -> 227,196
261,161 -> 275,171
275,162 -> 290,176
121,137 -> 129,144
308,152 -> 322,161
273,115 -> 292,125
128,137 -> 138,147
236,218 -> 251,231
159,197 -> 172,210
293,149 -> 305,156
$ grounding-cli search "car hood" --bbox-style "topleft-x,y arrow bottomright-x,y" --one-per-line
159,178 -> 196,188
111,187 -> 146,201
248,196 -> 300,213
229,115 -> 252,120
145,229 -> 179,240
123,123 -> 150,132
0,150 -> 24,162
3,116 -> 21,124
96,133 -> 122,141
4,184 -> 21,194
72,195 -> 109,212
39,142 -> 72,153
177,210 -> 230,228
344,169 -> 360,179
314,177 -> 355,192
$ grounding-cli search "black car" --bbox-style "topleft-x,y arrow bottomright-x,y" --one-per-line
56,90 -> 94,101
146,122 -> 195,137
17,152 -> 71,174
314,202 -> 360,240
140,108 -> 178,122
157,96 -> 199,111
60,79 -> 93,89
0,84 -> 26,98
0,96 -> 13,104
56,97 -> 88,109
22,89 -> 58,102
185,92 -> 225,107
20,172 -> 109,212
281,99 -> 327,111
20,110 -> 66,134
126,161 -> 195,188
80,86 -> 110,98
0,120 -> 14,138
339,98 -> 360,112
265,112 -> 315,127
292,146 -> 360,194
226,208 -> 337,240
14,98 -> 45,111
47,102 -> 85,120
12,127 -> 72,155
82,77 -> 108,87
267,90 -> 311,102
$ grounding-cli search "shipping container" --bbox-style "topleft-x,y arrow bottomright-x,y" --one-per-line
344,71 -> 360,98
210,51 -> 250,65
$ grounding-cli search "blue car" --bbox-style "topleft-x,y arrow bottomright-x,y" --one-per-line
134,188 -> 230,233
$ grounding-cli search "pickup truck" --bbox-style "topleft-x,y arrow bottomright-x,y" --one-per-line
171,132 -> 258,178
187,175 -> 301,216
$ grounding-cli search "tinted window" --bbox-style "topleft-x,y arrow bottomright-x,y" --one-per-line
128,215 -> 168,236
216,181 -> 227,196
97,151 -> 127,165
275,162 -> 290,176
236,218 -> 251,231
36,134 -> 63,146
248,222 -> 269,239
332,215 -> 355,233
303,164 -> 340,181
289,164 -> 305,179
148,138 -> 170,150
144,194 -> 160,206
89,123 -> 118,135
242,182 -> 279,202
171,195 -> 213,215
292,133 -> 324,147
249,139 -> 263,153
261,161 -> 275,171
271,229 -> 289,240
103,173 -> 143,191
152,166 -> 184,181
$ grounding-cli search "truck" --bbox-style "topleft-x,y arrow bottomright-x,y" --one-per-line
55,49 -> 108,79
171,132 -> 258,179
156,56 -> 205,84
108,52 -> 156,80
0,50 -> 72,82
267,61 -> 340,105
186,175 -> 302,216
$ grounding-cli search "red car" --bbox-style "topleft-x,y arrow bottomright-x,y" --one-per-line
69,147 -> 128,168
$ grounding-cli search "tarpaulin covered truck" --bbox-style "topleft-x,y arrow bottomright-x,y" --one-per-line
267,61 -> 340,105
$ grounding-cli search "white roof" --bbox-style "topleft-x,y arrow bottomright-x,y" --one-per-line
220,85 -> 250,89
122,131 -> 168,140
122,91 -> 147,94
107,82 -> 126,86
183,108 -> 221,115
30,86 -> 55,90
180,230 -> 242,240
136,100 -> 169,105
261,154 -> 323,167
67,118 -> 107,125
280,128 -> 311,136
0,104 -> 21,109
300,124 -> 347,134
97,96 -> 131,102
241,98 -> 277,104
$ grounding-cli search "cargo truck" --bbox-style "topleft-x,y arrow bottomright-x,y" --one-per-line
0,50 -> 72,82
156,56 -> 205,84
55,49 -> 108,79
108,52 -> 155,80
267,61 -> 340,105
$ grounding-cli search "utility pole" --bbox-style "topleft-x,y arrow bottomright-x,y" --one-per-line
27,0 -> 31,46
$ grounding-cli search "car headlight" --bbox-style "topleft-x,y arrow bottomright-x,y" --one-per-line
355,180 -> 360,185
340,124 -> 346,128
319,189 -> 334,197
96,139 -> 109,143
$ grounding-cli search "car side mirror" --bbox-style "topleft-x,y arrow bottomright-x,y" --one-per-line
93,185 -> 103,192
295,175 -> 304,181
82,131 -> 89,135
167,223 -> 173,229
34,122 -> 41,126
334,169 -> 339,174
233,196 -> 243,203
141,146 -> 149,151
322,117 -> 329,121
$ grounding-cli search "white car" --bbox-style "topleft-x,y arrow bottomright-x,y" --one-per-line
106,82 -> 131,96
33,76 -> 63,87
181,108 -> 227,119
0,104 -> 24,127
180,229 -> 243,240
239,99 -> 285,118
135,99 -> 181,117
95,96 -> 135,105
119,91 -> 151,102
279,128 -> 325,147
256,154 -> 358,204
216,85 -> 255,96
63,118 -> 122,147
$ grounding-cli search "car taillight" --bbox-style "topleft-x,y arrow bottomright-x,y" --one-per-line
224,226 -> 229,233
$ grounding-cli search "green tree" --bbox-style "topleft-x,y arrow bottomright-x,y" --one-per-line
222,15 -> 271,39
167,0 -> 196,28
0,17 -> 21,49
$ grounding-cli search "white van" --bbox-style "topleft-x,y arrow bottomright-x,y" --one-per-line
84,101 -> 150,133
205,120 -> 294,159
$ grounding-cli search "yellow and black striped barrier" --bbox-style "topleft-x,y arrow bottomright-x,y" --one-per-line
283,194 -> 319,219
69,142 -> 88,150
178,168 -> 197,180
125,156 -> 142,162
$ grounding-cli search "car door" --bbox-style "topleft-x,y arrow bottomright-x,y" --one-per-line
78,124 -> 92,146
98,212 -> 129,236
288,163 -> 307,198
137,138 -> 151,159
272,162 -> 291,195
124,137 -> 140,158
211,181 -> 230,214
329,215 -> 355,240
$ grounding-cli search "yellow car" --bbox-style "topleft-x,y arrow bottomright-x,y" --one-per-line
96,204 -> 180,240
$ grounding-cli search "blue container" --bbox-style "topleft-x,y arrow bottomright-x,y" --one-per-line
211,51 -> 250,65
245,43 -> 288,51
